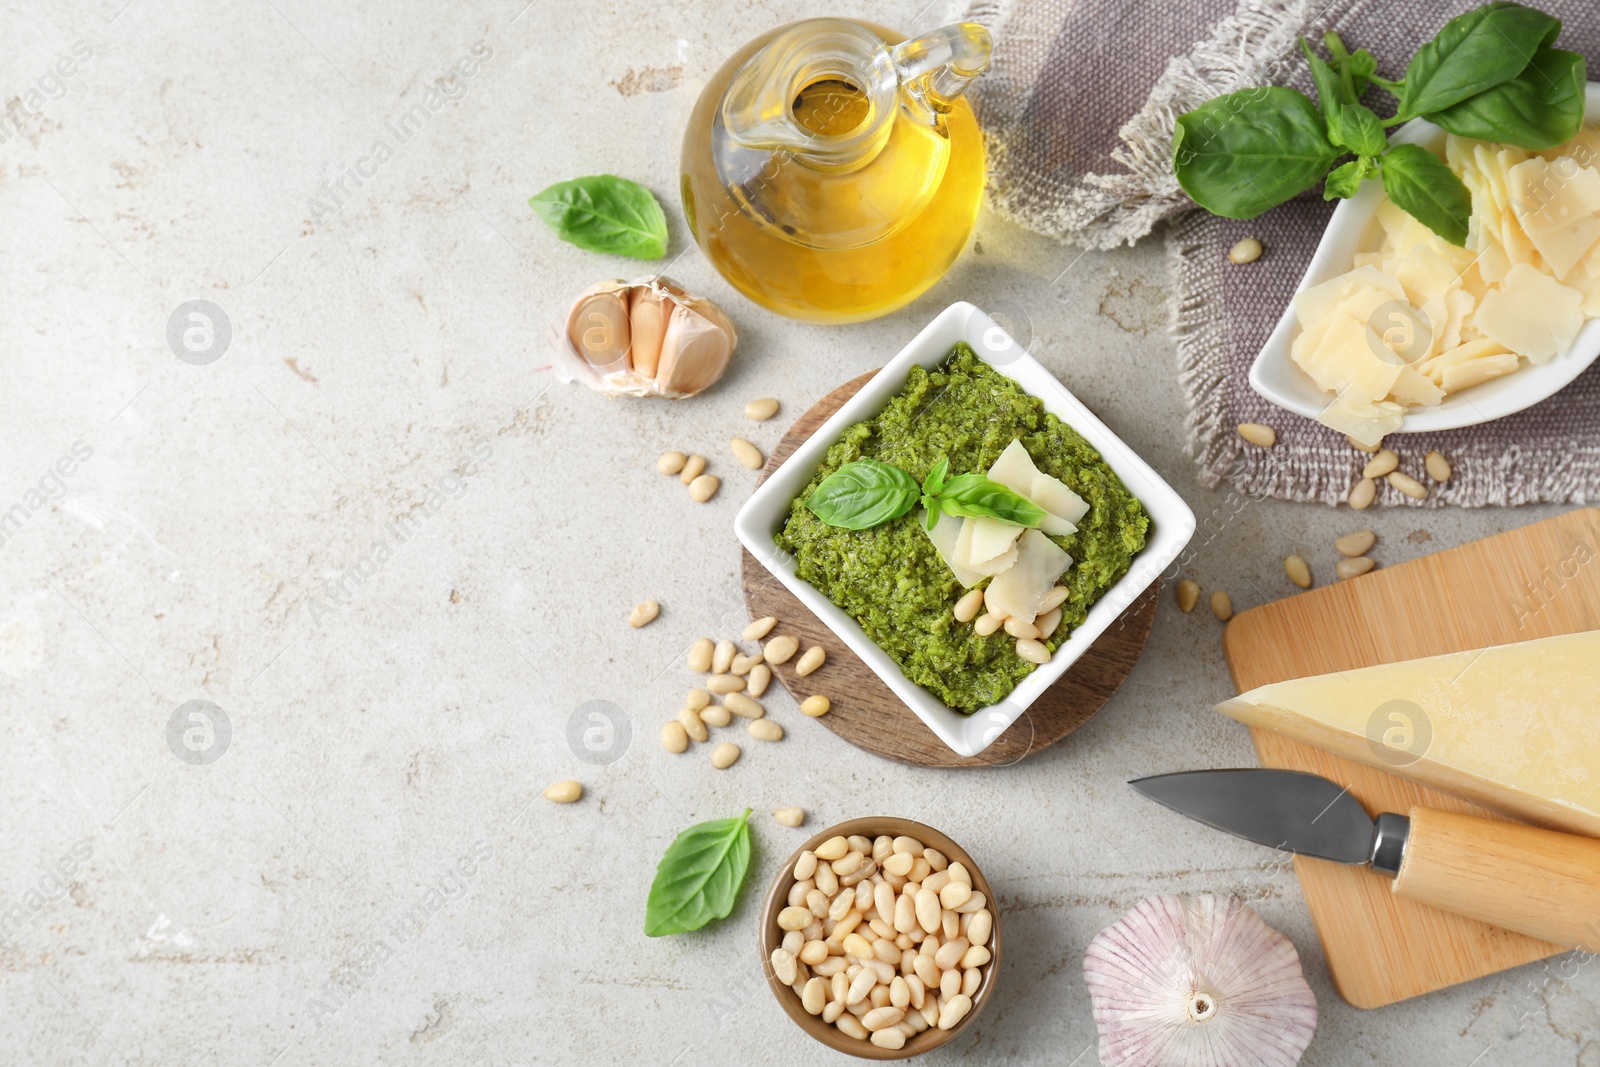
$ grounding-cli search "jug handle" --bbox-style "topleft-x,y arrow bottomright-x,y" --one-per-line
891,23 -> 993,125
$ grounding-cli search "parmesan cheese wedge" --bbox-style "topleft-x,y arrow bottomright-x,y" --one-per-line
965,516 -> 1024,566
954,518 -> 1018,577
1216,630 -> 1600,837
922,510 -> 983,589
1509,157 -> 1600,278
1473,262 -> 1584,363
982,529 -> 1072,625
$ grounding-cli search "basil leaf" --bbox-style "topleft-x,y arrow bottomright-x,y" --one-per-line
1345,49 -> 1378,96
645,810 -> 752,937
1336,104 -> 1388,157
1381,144 -> 1472,246
1324,158 -> 1370,200
804,458 -> 921,530
920,499 -> 940,531
1425,46 -> 1585,150
1173,88 -> 1344,219
1398,2 -> 1560,119
935,473 -> 1047,527
922,456 -> 950,496
529,175 -> 669,259
1301,38 -> 1350,142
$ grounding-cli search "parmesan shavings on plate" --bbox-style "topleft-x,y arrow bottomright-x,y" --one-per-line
1291,126 -> 1600,446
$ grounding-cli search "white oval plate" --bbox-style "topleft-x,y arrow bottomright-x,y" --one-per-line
733,302 -> 1195,759
1250,83 -> 1600,433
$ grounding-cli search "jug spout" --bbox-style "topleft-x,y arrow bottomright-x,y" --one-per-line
893,23 -> 993,125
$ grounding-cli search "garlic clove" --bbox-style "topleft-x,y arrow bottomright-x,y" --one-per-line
567,288 -> 631,369
627,285 -> 671,379
655,302 -> 734,398
1083,895 -> 1317,1067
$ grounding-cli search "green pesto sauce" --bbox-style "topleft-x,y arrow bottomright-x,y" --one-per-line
775,344 -> 1150,714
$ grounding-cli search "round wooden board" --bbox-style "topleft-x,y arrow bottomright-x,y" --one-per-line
741,371 -> 1159,768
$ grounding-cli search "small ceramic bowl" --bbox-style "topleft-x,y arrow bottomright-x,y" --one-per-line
758,817 -> 1001,1060
733,301 -> 1195,758
1250,82 -> 1600,432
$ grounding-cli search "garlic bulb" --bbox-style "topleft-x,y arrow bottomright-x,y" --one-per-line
1083,895 -> 1317,1067
553,276 -> 736,398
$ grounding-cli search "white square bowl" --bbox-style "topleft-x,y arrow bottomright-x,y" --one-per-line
1250,83 -> 1600,432
733,301 -> 1196,758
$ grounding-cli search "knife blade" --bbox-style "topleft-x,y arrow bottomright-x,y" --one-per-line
1130,768 -> 1600,953
1128,768 -> 1406,871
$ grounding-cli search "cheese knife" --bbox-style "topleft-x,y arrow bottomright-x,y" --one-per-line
1130,768 -> 1600,952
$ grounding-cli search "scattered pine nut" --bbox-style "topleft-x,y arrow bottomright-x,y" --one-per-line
1425,450 -> 1452,482
679,454 -> 706,484
706,674 -> 745,694
801,695 -> 831,717
1335,530 -> 1375,556
1346,435 -> 1380,454
1363,450 -> 1399,479
661,721 -> 689,753
1228,237 -> 1263,265
745,397 -> 780,421
743,616 -> 778,641
1176,579 -> 1200,613
1388,471 -> 1428,499
687,638 -> 714,672
748,663 -> 772,697
973,613 -> 1003,636
543,780 -> 582,803
953,588 -> 984,623
712,639 -> 736,674
749,719 -> 784,742
1038,585 -> 1069,613
1284,555 -> 1312,589
628,600 -> 660,628
1237,423 -> 1277,448
764,635 -> 800,664
657,451 -> 686,475
730,437 -> 764,470
794,645 -> 826,676
688,474 -> 720,502
774,807 -> 805,827
711,742 -> 740,769
1348,477 -> 1377,510
723,692 -> 764,719
678,706 -> 708,743
1210,591 -> 1234,621
1337,556 -> 1376,580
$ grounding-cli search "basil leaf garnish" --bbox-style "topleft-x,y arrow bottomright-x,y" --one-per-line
644,810 -> 752,937
935,473 -> 1048,527
804,458 -> 921,530
529,175 -> 669,260
1380,144 -> 1473,247
1423,46 -> 1585,150
1397,2 -> 1560,120
1172,88 -> 1343,220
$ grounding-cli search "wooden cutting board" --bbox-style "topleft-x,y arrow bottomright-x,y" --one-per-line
1223,507 -> 1600,1009
741,370 -> 1157,768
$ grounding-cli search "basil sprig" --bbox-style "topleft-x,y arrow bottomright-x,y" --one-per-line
529,175 -> 669,259
645,810 -> 752,937
1172,2 -> 1586,247
805,455 -> 1045,533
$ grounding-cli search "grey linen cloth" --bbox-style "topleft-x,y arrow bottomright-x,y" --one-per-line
962,0 -> 1600,505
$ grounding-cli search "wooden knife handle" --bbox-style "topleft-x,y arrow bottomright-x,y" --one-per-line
1393,807 -> 1600,952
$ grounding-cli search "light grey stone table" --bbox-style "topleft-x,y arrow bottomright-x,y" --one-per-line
2,0 -> 1595,1063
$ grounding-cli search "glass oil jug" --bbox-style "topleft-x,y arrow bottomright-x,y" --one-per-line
681,20 -> 992,324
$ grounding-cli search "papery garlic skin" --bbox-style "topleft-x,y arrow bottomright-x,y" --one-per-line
552,276 -> 737,399
1083,895 -> 1317,1067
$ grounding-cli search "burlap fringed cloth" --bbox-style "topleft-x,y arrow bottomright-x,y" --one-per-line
961,0 -> 1600,505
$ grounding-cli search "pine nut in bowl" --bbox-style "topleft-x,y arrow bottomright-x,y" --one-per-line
759,817 -> 1000,1059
